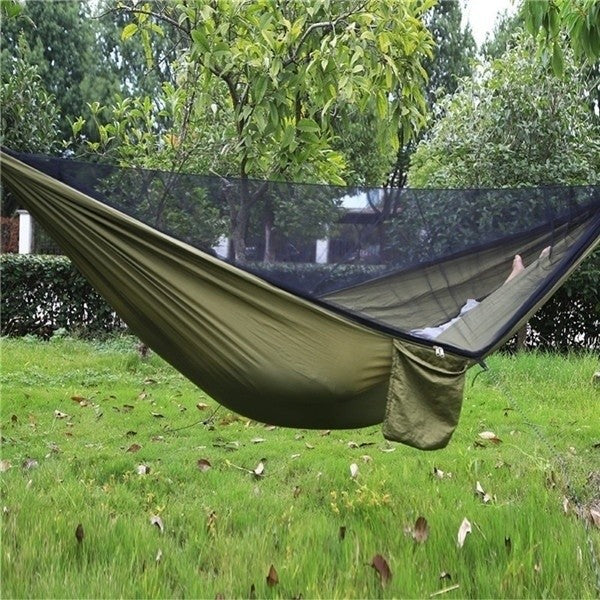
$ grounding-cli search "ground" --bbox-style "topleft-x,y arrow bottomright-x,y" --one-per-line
1,336 -> 599,598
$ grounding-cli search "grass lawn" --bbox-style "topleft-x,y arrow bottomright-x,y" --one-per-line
1,336 -> 599,599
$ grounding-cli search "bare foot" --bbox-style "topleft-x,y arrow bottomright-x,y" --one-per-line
505,254 -> 525,283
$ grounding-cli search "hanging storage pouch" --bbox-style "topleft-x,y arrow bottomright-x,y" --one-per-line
383,339 -> 473,450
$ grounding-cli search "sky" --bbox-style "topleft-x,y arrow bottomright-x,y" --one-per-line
462,0 -> 519,47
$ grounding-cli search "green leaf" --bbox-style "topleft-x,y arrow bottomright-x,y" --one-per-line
280,123 -> 295,148
296,118 -> 320,133
2,0 -> 22,18
191,29 -> 209,51
376,92 -> 388,119
254,76 -> 268,104
121,23 -> 138,41
551,41 -> 564,76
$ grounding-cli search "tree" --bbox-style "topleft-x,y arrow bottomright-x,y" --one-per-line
0,0 -> 121,140
384,0 -> 475,191
0,0 -> 179,142
408,35 -> 600,189
522,0 -> 600,76
94,0 -> 184,99
481,9 -> 524,61
422,0 -> 476,106
77,0 -> 435,262
0,35 -> 61,216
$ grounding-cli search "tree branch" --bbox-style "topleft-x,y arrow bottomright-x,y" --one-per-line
283,2 -> 368,67
98,6 -> 192,39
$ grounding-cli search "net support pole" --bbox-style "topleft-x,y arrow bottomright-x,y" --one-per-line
316,238 -> 329,264
17,209 -> 33,254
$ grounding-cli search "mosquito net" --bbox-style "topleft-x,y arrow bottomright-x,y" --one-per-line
5,150 -> 600,359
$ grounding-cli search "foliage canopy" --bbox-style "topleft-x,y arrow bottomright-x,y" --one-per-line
408,36 -> 600,189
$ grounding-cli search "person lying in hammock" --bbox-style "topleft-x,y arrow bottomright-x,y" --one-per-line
412,247 -> 552,340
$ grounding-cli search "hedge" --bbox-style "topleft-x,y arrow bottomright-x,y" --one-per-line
1,252 -> 598,349
0,254 -> 125,337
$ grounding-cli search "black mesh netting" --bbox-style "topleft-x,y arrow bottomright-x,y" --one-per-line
7,151 -> 600,355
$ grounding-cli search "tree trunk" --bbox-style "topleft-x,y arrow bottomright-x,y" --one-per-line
263,202 -> 275,263
516,324 -> 527,351
229,179 -> 250,264
231,204 -> 248,263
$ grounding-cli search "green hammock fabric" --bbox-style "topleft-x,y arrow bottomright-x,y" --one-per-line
1,150 -> 598,449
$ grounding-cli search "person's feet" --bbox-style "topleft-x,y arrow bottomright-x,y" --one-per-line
505,254 -> 525,283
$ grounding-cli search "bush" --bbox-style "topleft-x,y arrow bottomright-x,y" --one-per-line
0,254 -> 125,337
526,247 -> 599,351
1,253 -> 597,349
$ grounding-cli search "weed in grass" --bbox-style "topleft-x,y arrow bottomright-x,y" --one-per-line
0,337 -> 599,598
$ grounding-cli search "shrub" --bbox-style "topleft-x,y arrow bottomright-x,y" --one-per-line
527,248 -> 599,351
1,252 -> 597,349
0,254 -> 125,337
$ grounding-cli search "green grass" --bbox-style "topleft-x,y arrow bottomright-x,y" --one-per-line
1,336 -> 599,599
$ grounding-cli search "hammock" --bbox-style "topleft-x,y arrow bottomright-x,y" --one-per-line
2,148 -> 599,449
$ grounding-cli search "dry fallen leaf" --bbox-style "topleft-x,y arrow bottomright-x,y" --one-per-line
475,481 -> 492,504
433,466 -> 452,479
305,443 -> 315,450
151,412 -> 164,418
266,564 -> 279,587
433,466 -> 445,478
155,548 -> 163,563
562,496 -> 570,514
137,464 -> 150,475
197,458 -> 212,472
150,515 -> 164,533
75,523 -> 84,544
348,441 -> 359,449
371,554 -> 392,586
196,402 -> 208,411
22,458 -> 39,470
251,438 -> 266,444
54,410 -> 69,419
478,431 -> 502,444
126,443 -> 141,453
413,516 -> 429,543
350,463 -> 359,479
457,518 -> 472,548
0,460 -> 11,473
253,460 -> 266,477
